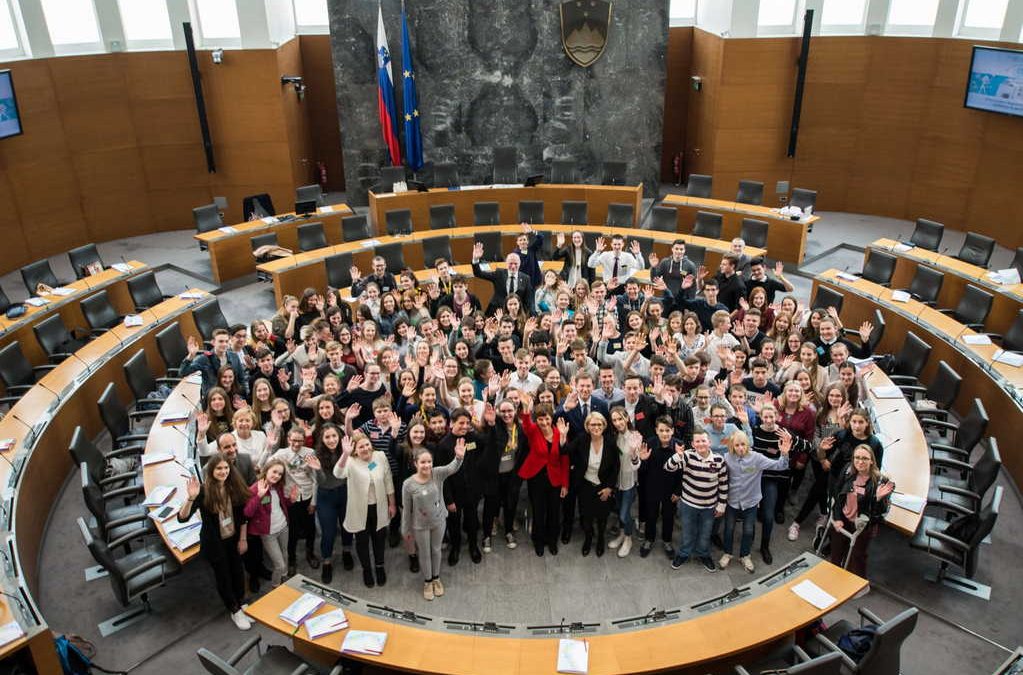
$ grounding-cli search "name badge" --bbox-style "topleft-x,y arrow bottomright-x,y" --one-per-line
220,516 -> 233,528
635,412 -> 645,421
368,461 -> 378,471
370,431 -> 380,440
465,442 -> 477,451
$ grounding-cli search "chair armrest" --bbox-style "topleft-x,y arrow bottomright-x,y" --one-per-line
930,456 -> 972,473
128,409 -> 158,420
928,444 -> 969,461
116,433 -> 151,445
937,308 -> 953,316
123,554 -> 171,582
858,607 -> 884,627
898,385 -> 926,395
0,395 -> 23,407
733,668 -> 752,675
289,666 -> 312,675
101,484 -> 144,501
98,470 -> 140,488
5,384 -> 32,394
32,364 -> 57,376
105,513 -> 151,531
921,529 -> 969,552
107,527 -> 153,550
920,419 -> 959,433
106,444 -> 145,459
155,377 -> 180,385
965,323 -> 985,331
791,645 -> 812,663
924,498 -> 973,518
935,485 -> 981,503
888,375 -> 918,384
812,634 -> 858,671
48,353 -> 74,364
89,328 -> 109,337
227,635 -> 262,666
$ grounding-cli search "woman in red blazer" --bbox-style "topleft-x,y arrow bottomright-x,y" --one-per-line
517,392 -> 569,557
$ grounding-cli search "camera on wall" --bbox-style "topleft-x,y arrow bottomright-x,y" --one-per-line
211,48 -> 224,64
281,75 -> 307,101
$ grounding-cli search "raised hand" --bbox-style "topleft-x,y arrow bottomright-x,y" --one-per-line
346,374 -> 363,392
859,321 -> 874,342
556,417 -> 570,437
697,265 -> 708,281
256,479 -> 270,498
186,335 -> 200,359
877,479 -> 895,498
304,454 -> 322,471
472,241 -> 484,261
681,274 -> 695,290
638,442 -> 651,461
629,239 -> 641,256
402,381 -> 417,399
774,261 -> 785,277
563,391 -> 579,410
648,251 -> 660,267
186,476 -> 200,500
556,232 -> 565,248
779,433 -> 792,455
388,411 -> 401,434
483,403 -> 496,426
340,435 -> 353,457
652,276 -> 667,292
674,442 -> 685,457
196,411 -> 210,436
455,437 -> 466,459
344,402 -> 362,420
595,236 -> 606,252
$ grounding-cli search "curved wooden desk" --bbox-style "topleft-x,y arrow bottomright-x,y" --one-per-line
257,224 -> 766,307
661,194 -> 817,265
813,269 -> 1022,488
368,184 -> 643,233
0,261 -> 147,368
194,206 -> 354,283
866,238 -> 1023,335
246,560 -> 865,675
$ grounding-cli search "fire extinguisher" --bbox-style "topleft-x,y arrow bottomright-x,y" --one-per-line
672,152 -> 682,186
317,161 -> 328,188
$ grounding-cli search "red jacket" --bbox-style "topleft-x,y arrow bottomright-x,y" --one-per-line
243,482 -> 291,536
517,412 -> 570,487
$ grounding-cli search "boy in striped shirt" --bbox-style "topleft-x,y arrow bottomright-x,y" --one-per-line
664,427 -> 729,572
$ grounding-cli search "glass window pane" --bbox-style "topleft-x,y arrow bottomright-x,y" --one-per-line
758,0 -> 796,26
887,0 -> 939,26
669,0 -> 696,20
294,0 -> 328,25
196,0 -> 240,39
0,1 -> 19,51
40,0 -> 100,45
962,0 -> 1009,28
821,0 -> 866,25
118,0 -> 172,41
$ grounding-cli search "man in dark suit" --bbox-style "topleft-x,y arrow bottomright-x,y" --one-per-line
555,372 -> 609,543
471,243 -> 533,314
552,230 -> 595,286
621,373 -> 665,440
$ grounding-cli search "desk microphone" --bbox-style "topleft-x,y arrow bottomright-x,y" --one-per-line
884,437 -> 902,451
120,255 -> 130,268
181,391 -> 201,410
0,448 -> 21,482
873,407 -> 899,420
0,589 -> 35,625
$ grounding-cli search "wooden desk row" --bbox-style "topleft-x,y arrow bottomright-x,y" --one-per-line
867,238 -> 1023,336
367,183 -> 644,234
247,560 -> 865,675
257,224 -> 766,308
662,194 -> 817,265
194,206 -> 354,284
0,261 -> 148,368
0,290 -> 211,672
814,269 -> 1023,487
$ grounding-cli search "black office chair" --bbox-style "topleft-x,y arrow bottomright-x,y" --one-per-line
493,146 -> 518,184
899,360 -> 961,422
33,314 -> 88,364
297,222 -> 327,252
81,290 -> 123,335
378,165 -> 406,191
910,486 -> 1002,600
888,331 -> 932,387
811,285 -> 844,314
68,243 -> 105,279
155,322 -> 188,378
924,398 -> 987,463
789,188 -> 817,212
20,259 -> 61,295
376,243 -> 406,274
739,218 -> 768,249
736,180 -> 764,206
80,465 -> 151,550
686,174 -> 712,198
929,437 -> 1000,517
861,250 -> 897,286
69,425 -> 143,495
602,160 -> 627,186
429,204 -> 456,230
242,193 -> 275,221
987,309 -> 1023,351
432,162 -> 458,188
1010,247 -> 1023,279
910,218 -> 944,251
735,649 -> 842,675
606,203 -> 634,228
194,300 -> 229,342
901,265 -> 943,306
686,244 -> 706,267
78,516 -> 181,636
561,201 -> 588,226
0,342 -> 56,408
98,382 -> 156,448
692,211 -> 722,239
631,236 -> 654,262
550,159 -> 576,184
0,287 -> 9,314
325,252 -> 353,290
648,205 -> 677,233
124,349 -> 179,411
422,236 -> 453,267
474,202 -> 500,226
193,204 -> 223,248
809,608 -> 918,675
955,232 -> 995,268
127,271 -> 169,312
385,209 -> 413,236
474,232 -> 503,263
251,233 -> 279,277
842,308 -> 885,355
295,184 -> 323,207
341,214 -> 372,242
518,201 -> 545,225
197,636 -> 316,675
937,284 -> 993,330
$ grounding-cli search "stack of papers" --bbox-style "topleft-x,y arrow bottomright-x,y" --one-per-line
890,492 -> 926,513
112,263 -> 134,273
557,638 -> 589,674
893,243 -> 914,252
51,287 -> 75,296
836,271 -> 859,282
305,608 -> 349,638
24,297 -> 49,307
218,226 -> 237,234
790,579 -> 836,609
962,334 -> 992,346
890,290 -> 911,303
0,439 -> 15,452
142,452 -> 175,467
164,517 -> 201,550
160,414 -> 190,426
360,239 -> 382,248
341,630 -> 387,655
0,621 -> 25,648
870,386 -> 904,399
280,593 -> 325,627
179,292 -> 204,300
124,315 -> 144,327
142,486 -> 176,507
987,268 -> 1021,285
317,205 -> 336,214
993,350 -> 1023,367
261,216 -> 277,224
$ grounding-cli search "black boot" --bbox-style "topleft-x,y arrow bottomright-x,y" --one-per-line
362,568 -> 375,587
581,534 -> 592,557
596,534 -> 605,557
306,545 -> 320,569
409,554 -> 420,574
448,547 -> 460,566
287,556 -> 297,578
321,562 -> 333,584
341,550 -> 354,571
375,565 -> 387,586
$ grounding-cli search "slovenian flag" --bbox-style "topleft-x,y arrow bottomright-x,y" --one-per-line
401,6 -> 423,172
376,4 -> 401,166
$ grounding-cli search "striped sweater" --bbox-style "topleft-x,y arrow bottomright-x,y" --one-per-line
664,449 -> 729,510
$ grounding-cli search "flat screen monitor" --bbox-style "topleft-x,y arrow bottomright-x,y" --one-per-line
0,70 -> 23,139
964,46 -> 1023,118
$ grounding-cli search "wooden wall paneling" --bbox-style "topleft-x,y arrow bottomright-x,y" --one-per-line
300,35 -> 345,191
277,38 -> 314,188
201,50 -> 287,146
685,29 -> 723,178
0,168 -> 31,272
149,186 -> 216,231
660,27 -> 692,182
8,159 -> 88,258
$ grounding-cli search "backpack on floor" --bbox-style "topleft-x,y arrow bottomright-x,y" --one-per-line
55,635 -> 126,675
837,624 -> 877,663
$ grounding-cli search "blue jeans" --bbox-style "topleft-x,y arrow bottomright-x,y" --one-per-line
316,485 -> 352,559
722,505 -> 758,556
760,477 -> 783,547
679,502 -> 715,560
617,486 -> 637,536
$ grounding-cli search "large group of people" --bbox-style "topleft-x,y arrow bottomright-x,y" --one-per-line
175,224 -> 893,631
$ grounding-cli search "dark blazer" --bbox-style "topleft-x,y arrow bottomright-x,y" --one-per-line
555,397 -> 610,436
472,262 -> 533,312
553,244 -> 595,283
565,431 -> 620,492
629,394 -> 666,440
180,350 -> 247,399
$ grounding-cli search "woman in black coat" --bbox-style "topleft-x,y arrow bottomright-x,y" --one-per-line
563,411 -> 620,557
480,400 -> 529,551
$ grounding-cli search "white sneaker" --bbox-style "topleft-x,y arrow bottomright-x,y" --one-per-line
787,523 -> 800,541
617,535 -> 632,558
505,533 -> 517,549
718,554 -> 732,569
608,532 -> 625,549
231,610 -> 252,631
482,536 -> 492,553
740,555 -> 755,573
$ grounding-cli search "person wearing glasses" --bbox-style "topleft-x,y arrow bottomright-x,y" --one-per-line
563,412 -> 620,557
827,445 -> 893,580
480,400 -> 529,551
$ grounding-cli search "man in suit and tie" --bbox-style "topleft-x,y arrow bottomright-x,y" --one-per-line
555,372 -> 609,543
181,328 -> 247,400
472,243 -> 533,314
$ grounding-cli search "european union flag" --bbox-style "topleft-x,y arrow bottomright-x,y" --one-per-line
400,6 -> 423,172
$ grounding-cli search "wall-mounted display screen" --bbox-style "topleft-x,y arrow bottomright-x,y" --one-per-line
964,46 -> 1023,118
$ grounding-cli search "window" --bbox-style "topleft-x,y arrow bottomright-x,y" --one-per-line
758,0 -> 798,34
820,0 -> 867,32
195,0 -> 241,40
669,0 -> 696,26
40,0 -> 101,50
959,0 -> 1009,37
0,0 -> 21,55
886,0 -> 940,35
293,0 -> 328,26
118,0 -> 172,44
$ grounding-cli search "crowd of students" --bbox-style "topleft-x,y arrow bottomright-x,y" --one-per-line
175,227 -> 894,631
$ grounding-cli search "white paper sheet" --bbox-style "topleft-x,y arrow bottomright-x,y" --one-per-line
341,630 -> 387,655
890,290 -> 911,303
24,297 -> 49,307
890,492 -> 926,513
305,608 -> 349,639
961,334 -> 992,345
893,243 -> 913,252
870,386 -> 904,399
836,272 -> 859,282
50,287 -> 75,296
142,485 -> 176,507
361,239 -> 382,248
790,579 -> 837,610
993,350 -> 1023,367
280,593 -> 325,627
141,452 -> 175,467
124,315 -> 144,327
0,621 -> 25,647
218,226 -> 237,234
557,638 -> 589,674
112,262 -> 134,273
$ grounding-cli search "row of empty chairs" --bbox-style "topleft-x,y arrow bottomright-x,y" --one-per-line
684,173 -> 818,212
0,243 -> 107,313
384,152 -> 630,190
